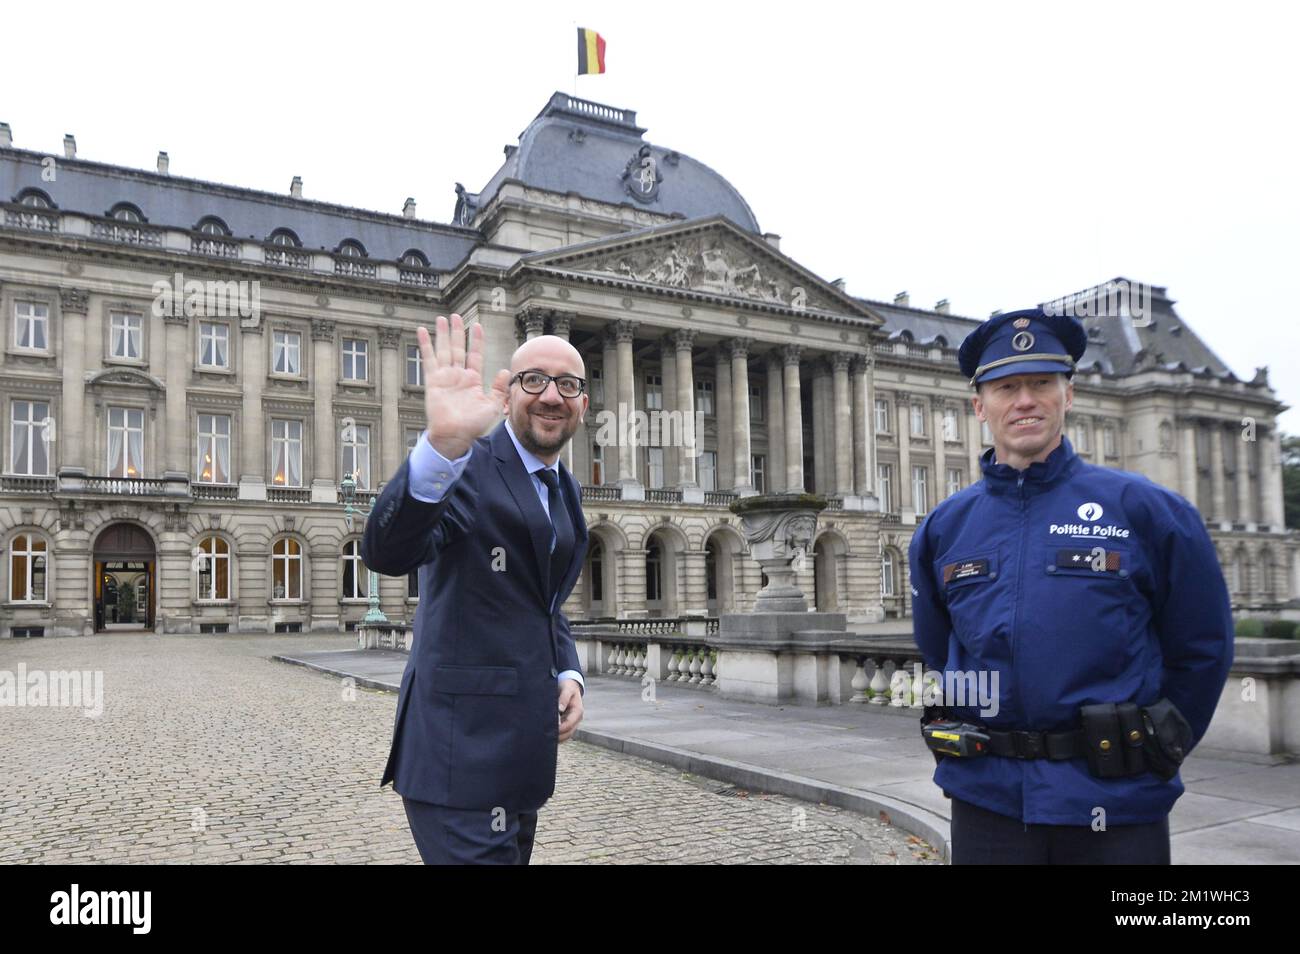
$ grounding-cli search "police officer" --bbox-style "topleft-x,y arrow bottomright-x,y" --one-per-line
908,307 -> 1234,864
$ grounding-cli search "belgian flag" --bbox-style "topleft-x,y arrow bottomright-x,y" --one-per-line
577,27 -> 606,75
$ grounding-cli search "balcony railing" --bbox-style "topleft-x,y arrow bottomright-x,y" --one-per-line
192,483 -> 239,500
0,474 -> 57,493
398,267 -> 438,287
84,476 -> 168,495
581,485 -> 621,501
334,257 -> 377,279
646,488 -> 683,504
90,219 -> 164,247
263,245 -> 312,270
3,205 -> 59,232
191,235 -> 241,258
704,491 -> 738,506
267,486 -> 311,503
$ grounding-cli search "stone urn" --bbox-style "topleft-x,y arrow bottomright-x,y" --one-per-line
729,493 -> 827,613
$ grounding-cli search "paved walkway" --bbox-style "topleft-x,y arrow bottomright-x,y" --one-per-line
0,634 -> 935,864
282,646 -> 1300,864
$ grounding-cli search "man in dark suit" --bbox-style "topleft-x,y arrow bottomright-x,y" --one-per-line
361,313 -> 588,864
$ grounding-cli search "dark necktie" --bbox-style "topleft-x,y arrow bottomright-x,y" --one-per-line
536,468 -> 575,606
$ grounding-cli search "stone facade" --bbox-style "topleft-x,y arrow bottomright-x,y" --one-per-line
1,93 -> 1295,636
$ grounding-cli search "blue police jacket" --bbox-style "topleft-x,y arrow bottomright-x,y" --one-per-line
909,434 -> 1233,824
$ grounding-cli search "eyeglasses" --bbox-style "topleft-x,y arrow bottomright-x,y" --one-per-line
511,370 -> 586,398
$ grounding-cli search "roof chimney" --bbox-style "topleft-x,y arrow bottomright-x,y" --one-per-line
403,197 -> 417,219
894,291 -> 909,307
0,123 -> 11,148
63,134 -> 77,159
763,232 -> 781,251
935,299 -> 950,314
831,278 -> 846,293
290,175 -> 302,198
157,151 -> 170,175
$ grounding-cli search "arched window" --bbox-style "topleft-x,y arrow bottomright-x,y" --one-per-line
400,249 -> 429,268
589,540 -> 604,603
196,216 -> 230,236
268,228 -> 301,247
109,203 -> 144,223
10,533 -> 48,602
337,239 -> 366,258
880,549 -> 896,597
196,536 -> 230,600
705,539 -> 718,602
272,538 -> 302,600
645,539 -> 662,603
16,188 -> 53,208
342,540 -> 368,599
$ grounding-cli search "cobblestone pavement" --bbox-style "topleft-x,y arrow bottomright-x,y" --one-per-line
0,633 -> 940,864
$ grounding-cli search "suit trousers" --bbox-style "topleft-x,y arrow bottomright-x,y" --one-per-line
402,797 -> 540,865
950,796 -> 1171,864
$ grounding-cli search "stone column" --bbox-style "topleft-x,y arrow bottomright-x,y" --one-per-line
550,312 -> 575,475
1209,423 -> 1227,526
520,307 -> 546,341
715,348 -> 734,492
658,335 -> 678,489
897,392 -> 913,516
765,351 -> 785,493
58,288 -> 90,471
781,345 -> 804,492
674,329 -> 698,488
851,355 -> 873,497
614,320 -> 639,488
832,354 -> 853,496
728,338 -> 753,494
1262,426 -> 1286,529
311,319 -> 336,499
932,398 -> 948,504
1236,430 -> 1254,526
1179,418 -> 1199,509
163,313 -> 189,476
967,405 -> 983,477
601,325 -> 619,485
811,360 -> 831,495
239,319 -> 266,499
379,327 -> 402,484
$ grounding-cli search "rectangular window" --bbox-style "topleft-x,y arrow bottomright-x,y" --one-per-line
1074,422 -> 1092,454
946,467 -> 963,497
342,423 -> 371,489
875,398 -> 891,434
341,337 -> 368,381
911,403 -> 927,437
199,322 -> 229,368
406,345 -> 422,386
696,379 -> 714,417
591,442 -> 604,485
880,552 -> 895,597
405,427 -> 423,455
10,400 -> 52,476
645,374 -> 663,411
110,311 -> 143,360
1104,424 -> 1118,458
877,463 -> 893,512
750,385 -> 764,422
14,301 -> 49,350
272,330 -> 301,375
271,419 -> 303,487
913,465 -> 929,516
107,406 -> 144,477
196,413 -> 231,483
699,450 -> 717,492
591,367 -> 604,405
943,407 -> 959,442
408,570 -> 419,600
752,454 -> 766,493
646,446 -> 664,489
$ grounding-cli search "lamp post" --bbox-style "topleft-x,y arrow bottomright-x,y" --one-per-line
340,471 -> 388,624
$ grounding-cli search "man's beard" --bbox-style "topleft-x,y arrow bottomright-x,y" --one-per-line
518,410 -> 575,456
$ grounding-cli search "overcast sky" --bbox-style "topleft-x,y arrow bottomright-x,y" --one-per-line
7,1 -> 1298,429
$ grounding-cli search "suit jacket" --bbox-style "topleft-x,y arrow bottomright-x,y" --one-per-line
360,421 -> 588,811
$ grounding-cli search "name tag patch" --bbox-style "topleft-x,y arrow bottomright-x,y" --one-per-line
1055,548 -> 1121,572
943,558 -> 990,584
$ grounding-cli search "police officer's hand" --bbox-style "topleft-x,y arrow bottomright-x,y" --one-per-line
417,314 -> 510,459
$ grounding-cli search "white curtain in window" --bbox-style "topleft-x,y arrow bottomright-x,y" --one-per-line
128,321 -> 141,358
12,416 -> 28,473
108,422 -> 124,475
216,430 -> 230,482
111,320 -> 125,358
33,317 -> 46,349
128,422 -> 143,476
215,331 -> 227,367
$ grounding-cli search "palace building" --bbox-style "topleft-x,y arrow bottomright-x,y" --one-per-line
0,93 -> 1294,637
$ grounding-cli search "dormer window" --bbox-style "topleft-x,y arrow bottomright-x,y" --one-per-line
337,240 -> 367,258
109,203 -> 144,223
400,249 -> 429,268
197,216 -> 231,236
16,189 -> 53,208
269,228 -> 301,247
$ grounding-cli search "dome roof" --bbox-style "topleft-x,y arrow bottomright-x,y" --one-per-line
465,93 -> 760,233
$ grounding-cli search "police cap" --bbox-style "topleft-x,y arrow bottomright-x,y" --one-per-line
957,308 -> 1088,387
